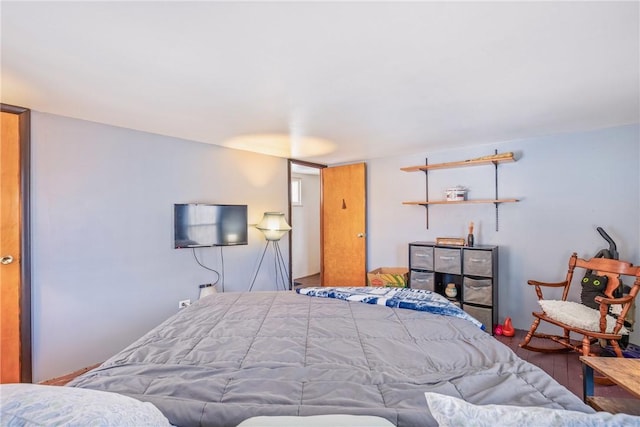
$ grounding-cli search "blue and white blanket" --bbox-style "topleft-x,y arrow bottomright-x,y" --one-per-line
296,286 -> 484,330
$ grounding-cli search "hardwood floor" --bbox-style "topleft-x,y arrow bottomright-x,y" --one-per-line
293,273 -> 321,288
495,329 -> 635,402
40,363 -> 101,386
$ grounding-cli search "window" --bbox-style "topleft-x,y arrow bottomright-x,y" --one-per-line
291,177 -> 302,206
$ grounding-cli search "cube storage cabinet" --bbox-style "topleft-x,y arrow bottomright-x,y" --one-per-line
409,241 -> 498,334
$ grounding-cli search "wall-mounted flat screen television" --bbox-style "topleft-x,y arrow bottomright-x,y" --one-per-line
174,204 -> 248,248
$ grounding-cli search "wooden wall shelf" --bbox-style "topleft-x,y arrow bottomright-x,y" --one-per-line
401,152 -> 515,172
401,151 -> 519,230
403,199 -> 519,206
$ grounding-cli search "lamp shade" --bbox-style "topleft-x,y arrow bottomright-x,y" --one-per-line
256,212 -> 291,241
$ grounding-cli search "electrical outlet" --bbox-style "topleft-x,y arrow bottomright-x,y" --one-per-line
178,299 -> 191,309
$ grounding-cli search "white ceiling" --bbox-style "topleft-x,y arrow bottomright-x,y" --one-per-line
2,1 -> 638,165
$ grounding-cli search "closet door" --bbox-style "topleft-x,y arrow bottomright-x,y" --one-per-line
321,163 -> 367,287
1,104 -> 31,383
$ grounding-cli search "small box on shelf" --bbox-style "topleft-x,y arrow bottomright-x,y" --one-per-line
435,237 -> 465,246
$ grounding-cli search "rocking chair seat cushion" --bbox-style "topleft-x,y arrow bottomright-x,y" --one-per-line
538,300 -> 629,335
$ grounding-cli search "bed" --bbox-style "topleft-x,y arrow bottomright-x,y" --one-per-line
54,288 -> 627,426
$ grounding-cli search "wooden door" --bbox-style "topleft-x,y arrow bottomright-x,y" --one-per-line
321,163 -> 366,286
1,105 -> 31,383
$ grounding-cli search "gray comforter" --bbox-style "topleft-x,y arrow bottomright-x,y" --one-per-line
68,291 -> 591,427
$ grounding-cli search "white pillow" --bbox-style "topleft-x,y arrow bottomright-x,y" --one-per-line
424,392 -> 640,427
538,300 -> 629,335
0,383 -> 171,426
237,415 -> 395,427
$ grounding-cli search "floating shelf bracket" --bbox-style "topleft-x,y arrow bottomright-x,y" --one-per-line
424,157 -> 429,229
493,150 -> 499,231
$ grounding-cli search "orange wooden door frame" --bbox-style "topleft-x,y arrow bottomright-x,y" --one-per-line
0,104 -> 31,383
321,163 -> 367,287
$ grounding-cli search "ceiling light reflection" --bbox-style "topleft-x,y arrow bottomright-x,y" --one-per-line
223,133 -> 336,159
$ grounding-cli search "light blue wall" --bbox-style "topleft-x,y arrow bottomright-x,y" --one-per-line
31,112 -> 289,381
368,124 -> 640,345
31,113 -> 639,382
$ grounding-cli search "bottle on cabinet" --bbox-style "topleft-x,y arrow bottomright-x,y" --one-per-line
467,221 -> 475,247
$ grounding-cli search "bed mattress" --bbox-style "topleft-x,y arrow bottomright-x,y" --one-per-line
68,291 -> 591,427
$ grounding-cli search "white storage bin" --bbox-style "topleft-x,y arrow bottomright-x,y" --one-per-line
463,277 -> 493,306
410,271 -> 435,291
410,245 -> 434,270
463,304 -> 493,333
434,248 -> 461,274
463,249 -> 493,277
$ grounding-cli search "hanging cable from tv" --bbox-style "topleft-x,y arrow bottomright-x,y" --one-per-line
192,248 -> 222,292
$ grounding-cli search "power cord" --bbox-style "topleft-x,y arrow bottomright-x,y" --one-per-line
219,246 -> 225,292
192,248 -> 221,290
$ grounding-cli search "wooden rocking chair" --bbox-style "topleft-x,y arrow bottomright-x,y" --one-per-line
520,253 -> 640,358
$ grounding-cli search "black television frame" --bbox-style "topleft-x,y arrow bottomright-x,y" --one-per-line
174,203 -> 248,248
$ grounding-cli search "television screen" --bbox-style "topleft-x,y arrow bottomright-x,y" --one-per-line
174,204 -> 248,248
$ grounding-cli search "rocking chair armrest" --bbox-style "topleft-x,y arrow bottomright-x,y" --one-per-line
594,294 -> 634,306
527,280 -> 568,288
527,280 -> 569,301
595,295 -> 630,335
